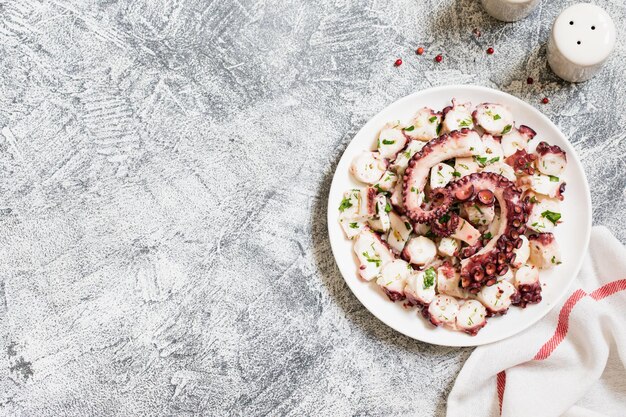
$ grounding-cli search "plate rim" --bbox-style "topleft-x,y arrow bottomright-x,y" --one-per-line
326,84 -> 592,347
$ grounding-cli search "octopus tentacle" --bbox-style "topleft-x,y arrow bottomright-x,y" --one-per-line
444,172 -> 529,291
505,149 -> 537,176
403,129 -> 482,223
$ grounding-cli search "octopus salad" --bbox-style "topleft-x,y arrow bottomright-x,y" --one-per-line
338,99 -> 567,335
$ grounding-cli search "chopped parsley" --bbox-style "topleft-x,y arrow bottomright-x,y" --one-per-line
501,125 -> 512,135
549,175 -> 560,182
362,251 -> 381,267
530,196 -> 538,203
437,171 -> 444,178
469,147 -> 474,152
384,202 -> 392,213
493,114 -> 501,121
404,221 -> 412,230
473,204 -> 483,214
349,222 -> 359,229
474,156 -> 499,167
373,183 -> 384,193
483,232 -> 492,240
428,116 -> 437,123
439,213 -> 450,223
474,155 -> 488,166
403,150 -> 412,158
459,163 -> 469,170
423,267 -> 436,289
404,125 -> 415,132
339,197 -> 353,212
452,171 -> 461,177
541,210 -> 561,225
382,139 -> 395,145
459,118 -> 473,127
436,123 -> 443,135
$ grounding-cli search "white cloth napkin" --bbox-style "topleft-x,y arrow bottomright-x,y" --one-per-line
447,226 -> 626,417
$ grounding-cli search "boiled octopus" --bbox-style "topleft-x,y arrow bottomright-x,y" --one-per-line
339,98 -> 569,336
402,128 -> 483,223
445,172 -> 530,292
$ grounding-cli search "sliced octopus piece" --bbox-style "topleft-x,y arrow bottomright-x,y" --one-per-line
472,103 -> 514,135
411,220 -> 431,236
450,218 -> 481,246
496,267 -> 514,284
430,162 -> 456,189
377,124 -> 408,160
512,264 -> 541,307
454,156 -> 480,178
481,161 -> 516,182
339,218 -> 366,239
505,149 -> 537,176
391,140 -> 427,175
403,129 -> 483,223
375,194 -> 391,232
463,201 -> 495,228
402,236 -> 437,266
527,197 -> 561,233
442,99 -> 474,133
535,141 -> 567,177
404,267 -> 437,307
520,172 -> 565,200
455,300 -> 488,335
425,294 -> 460,328
389,178 -> 405,213
445,172 -> 529,292
437,237 -> 460,257
367,218 -> 386,233
501,125 -> 536,157
376,259 -> 411,301
477,280 -> 517,316
478,133 -> 504,163
436,263 -> 470,299
354,227 -> 395,281
511,235 -> 530,268
374,170 -> 398,192
404,108 -> 442,142
387,211 -> 413,253
350,151 -> 388,184
528,233 -> 561,269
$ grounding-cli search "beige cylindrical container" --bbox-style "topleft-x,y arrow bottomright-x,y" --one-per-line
481,0 -> 540,22
547,3 -> 616,82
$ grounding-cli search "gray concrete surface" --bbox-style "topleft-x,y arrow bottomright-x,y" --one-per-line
0,0 -> 624,415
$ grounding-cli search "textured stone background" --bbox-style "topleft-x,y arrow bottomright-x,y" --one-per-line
0,0 -> 624,415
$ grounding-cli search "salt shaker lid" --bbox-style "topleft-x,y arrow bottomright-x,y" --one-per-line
552,3 -> 616,67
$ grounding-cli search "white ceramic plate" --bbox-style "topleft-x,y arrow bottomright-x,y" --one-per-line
327,85 -> 591,347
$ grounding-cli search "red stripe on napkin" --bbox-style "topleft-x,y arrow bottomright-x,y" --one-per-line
590,278 -> 626,300
533,289 -> 587,360
497,370 -> 506,414
497,279 -> 626,415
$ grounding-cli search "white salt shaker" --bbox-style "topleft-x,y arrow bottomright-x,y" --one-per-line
481,0 -> 540,22
547,3 -> 616,82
